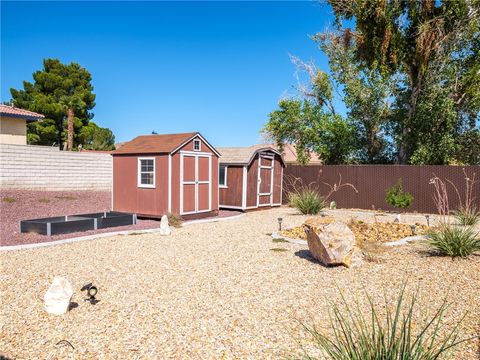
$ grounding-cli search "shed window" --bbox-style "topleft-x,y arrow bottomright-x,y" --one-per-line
193,139 -> 201,151
219,165 -> 227,187
138,158 -> 155,188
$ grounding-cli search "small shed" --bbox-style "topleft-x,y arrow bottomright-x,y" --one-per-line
217,145 -> 286,211
112,132 -> 220,219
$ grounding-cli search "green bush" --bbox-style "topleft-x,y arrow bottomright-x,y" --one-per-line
288,188 -> 325,215
452,206 -> 480,226
385,179 -> 413,210
295,283 -> 470,360
427,224 -> 480,258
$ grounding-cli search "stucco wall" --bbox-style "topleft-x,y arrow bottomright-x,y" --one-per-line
0,117 -> 27,145
0,144 -> 112,190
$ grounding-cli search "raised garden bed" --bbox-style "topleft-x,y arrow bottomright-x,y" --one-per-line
20,211 -> 136,236
279,218 -> 430,245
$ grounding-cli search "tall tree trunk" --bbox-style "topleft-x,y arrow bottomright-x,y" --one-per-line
397,71 -> 422,164
67,108 -> 74,151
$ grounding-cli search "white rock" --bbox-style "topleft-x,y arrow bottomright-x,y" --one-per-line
44,277 -> 73,315
159,215 -> 171,236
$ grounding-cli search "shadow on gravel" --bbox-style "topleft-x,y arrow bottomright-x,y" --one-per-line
294,250 -> 330,268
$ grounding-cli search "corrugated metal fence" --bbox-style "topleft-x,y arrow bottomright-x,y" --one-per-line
283,165 -> 480,214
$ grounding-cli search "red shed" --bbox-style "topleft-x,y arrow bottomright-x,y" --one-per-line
112,132 -> 220,219
217,146 -> 286,211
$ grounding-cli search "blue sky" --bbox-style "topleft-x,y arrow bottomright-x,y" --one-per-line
1,1 -> 340,146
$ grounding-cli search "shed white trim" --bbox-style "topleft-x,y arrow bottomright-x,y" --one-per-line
137,157 -> 156,188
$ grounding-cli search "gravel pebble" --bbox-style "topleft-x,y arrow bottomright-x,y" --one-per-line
1,207 -> 479,359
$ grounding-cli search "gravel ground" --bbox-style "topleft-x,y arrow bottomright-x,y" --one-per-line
0,190 -> 160,246
1,207 -> 479,359
0,190 -> 238,247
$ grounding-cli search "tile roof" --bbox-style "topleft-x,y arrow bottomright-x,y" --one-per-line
0,104 -> 45,121
280,143 -> 322,164
112,132 -> 199,154
218,143 -> 321,165
217,145 -> 285,165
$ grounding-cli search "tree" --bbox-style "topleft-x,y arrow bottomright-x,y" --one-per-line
79,122 -> 115,150
264,97 -> 356,164
314,31 -> 394,163
10,59 -> 96,150
327,0 -> 480,163
264,37 -> 394,164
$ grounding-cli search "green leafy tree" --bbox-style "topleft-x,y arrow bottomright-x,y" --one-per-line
10,59 -> 96,150
264,91 -> 356,165
79,122 -> 115,150
327,0 -> 480,164
314,31 -> 394,163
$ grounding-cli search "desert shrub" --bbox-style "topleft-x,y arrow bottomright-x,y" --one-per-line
288,188 -> 325,215
386,179 -> 413,210
296,283 -> 470,360
452,206 -> 480,226
167,213 -> 183,228
427,225 -> 480,258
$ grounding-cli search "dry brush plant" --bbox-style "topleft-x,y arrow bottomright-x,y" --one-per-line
285,172 -> 358,215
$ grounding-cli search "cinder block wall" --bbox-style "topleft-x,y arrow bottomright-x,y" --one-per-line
0,144 -> 112,190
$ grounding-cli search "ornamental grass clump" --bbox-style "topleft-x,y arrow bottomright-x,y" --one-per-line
427,225 -> 480,258
452,206 -> 480,227
296,284 -> 471,360
288,188 -> 325,215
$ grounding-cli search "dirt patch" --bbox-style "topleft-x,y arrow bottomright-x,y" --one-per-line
0,190 -> 160,246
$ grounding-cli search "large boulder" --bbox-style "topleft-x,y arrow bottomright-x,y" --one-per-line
44,277 -> 73,315
303,219 -> 360,267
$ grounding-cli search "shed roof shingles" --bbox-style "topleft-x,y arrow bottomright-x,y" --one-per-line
218,143 -> 321,165
0,105 -> 45,121
112,132 -> 198,154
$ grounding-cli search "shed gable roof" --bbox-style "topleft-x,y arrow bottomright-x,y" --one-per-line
218,145 -> 285,166
0,104 -> 45,122
113,132 -> 219,156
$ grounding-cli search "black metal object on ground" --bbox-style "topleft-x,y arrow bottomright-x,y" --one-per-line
20,211 -> 137,236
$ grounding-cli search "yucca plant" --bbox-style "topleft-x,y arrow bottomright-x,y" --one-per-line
288,188 -> 325,215
427,225 -> 480,258
295,284 -> 472,360
452,206 -> 480,227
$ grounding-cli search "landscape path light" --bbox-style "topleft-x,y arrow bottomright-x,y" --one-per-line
277,217 -> 283,231
410,224 -> 416,236
81,283 -> 99,305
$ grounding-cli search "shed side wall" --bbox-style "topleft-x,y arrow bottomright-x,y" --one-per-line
112,154 -> 168,216
272,154 -> 284,205
219,165 -> 244,207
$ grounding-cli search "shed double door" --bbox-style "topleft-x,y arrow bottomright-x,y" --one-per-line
257,153 -> 274,207
180,153 -> 211,215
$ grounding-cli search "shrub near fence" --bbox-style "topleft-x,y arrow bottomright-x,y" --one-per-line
283,165 -> 480,214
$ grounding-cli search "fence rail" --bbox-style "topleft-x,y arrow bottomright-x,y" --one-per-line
283,165 -> 480,214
